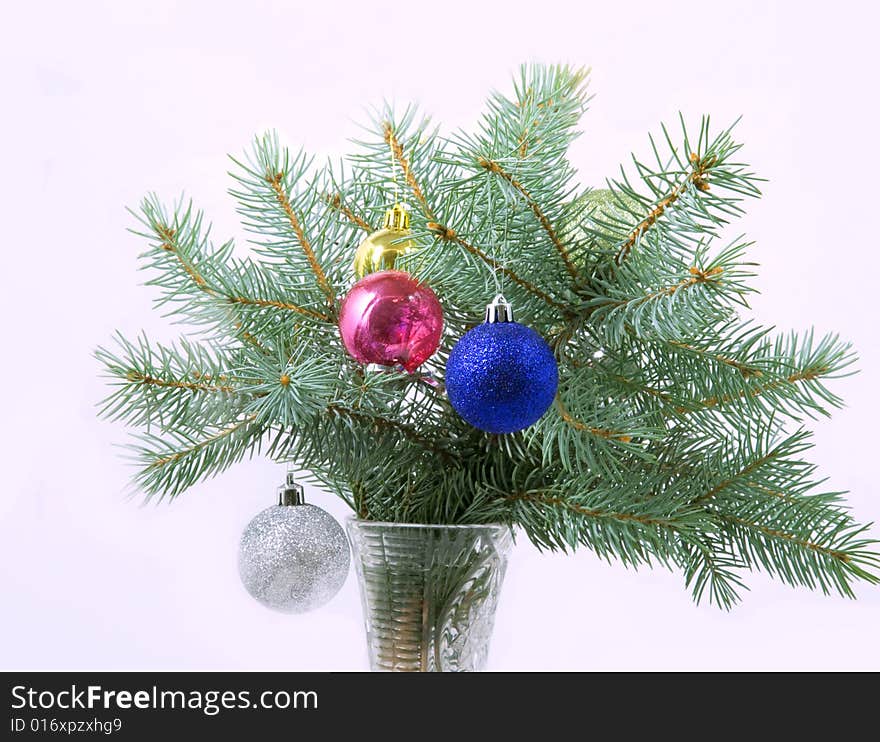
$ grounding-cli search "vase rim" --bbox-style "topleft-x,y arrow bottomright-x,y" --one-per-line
345,516 -> 510,532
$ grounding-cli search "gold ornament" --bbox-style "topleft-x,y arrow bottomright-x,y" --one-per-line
353,203 -> 417,278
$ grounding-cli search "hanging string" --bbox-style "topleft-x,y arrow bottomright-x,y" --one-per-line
498,142 -> 529,306
495,162 -> 521,306
487,180 -> 502,298
389,126 -> 401,206
501,195 -> 516,303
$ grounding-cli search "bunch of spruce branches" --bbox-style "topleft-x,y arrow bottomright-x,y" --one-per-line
98,64 -> 877,607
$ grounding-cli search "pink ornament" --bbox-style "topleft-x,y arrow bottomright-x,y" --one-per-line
338,271 -> 443,372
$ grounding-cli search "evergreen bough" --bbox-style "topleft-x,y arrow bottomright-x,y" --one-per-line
97,64 -> 878,607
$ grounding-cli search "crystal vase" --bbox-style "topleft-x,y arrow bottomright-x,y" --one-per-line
346,519 -> 513,672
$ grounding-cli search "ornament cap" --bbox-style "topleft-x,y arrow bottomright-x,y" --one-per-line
382,203 -> 411,231
484,294 -> 514,324
278,471 -> 305,506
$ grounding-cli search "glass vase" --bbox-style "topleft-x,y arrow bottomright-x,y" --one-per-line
346,519 -> 513,672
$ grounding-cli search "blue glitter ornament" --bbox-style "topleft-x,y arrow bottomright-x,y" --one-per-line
446,296 -> 558,434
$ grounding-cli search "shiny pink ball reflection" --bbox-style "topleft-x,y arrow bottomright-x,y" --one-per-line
338,271 -> 443,372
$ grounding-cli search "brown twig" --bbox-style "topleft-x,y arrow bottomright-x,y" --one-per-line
157,225 -> 207,287
266,171 -> 336,307
652,265 -> 723,300
157,223 -> 329,322
327,403 -> 457,463
749,482 -> 802,505
721,514 -> 852,563
555,399 -> 632,443
228,294 -> 328,322
148,414 -> 258,469
234,324 -> 271,354
383,121 -> 434,219
692,448 -> 781,506
506,491 -> 677,529
610,374 -> 671,402
667,339 -> 764,378
477,156 -> 579,280
126,370 -> 234,394
384,122 -> 566,314
680,366 -> 829,414
427,222 -> 567,312
616,152 -> 718,264
595,266 -> 724,318
325,193 -> 373,232
547,262 -> 722,353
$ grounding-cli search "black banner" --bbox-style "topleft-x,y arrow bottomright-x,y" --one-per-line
3,670 -> 865,738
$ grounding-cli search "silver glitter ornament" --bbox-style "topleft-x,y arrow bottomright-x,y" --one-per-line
238,473 -> 350,613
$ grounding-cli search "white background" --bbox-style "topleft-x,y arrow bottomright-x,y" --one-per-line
1,0 -> 878,670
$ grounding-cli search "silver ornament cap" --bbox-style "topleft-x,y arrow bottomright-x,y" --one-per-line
238,474 -> 350,614
484,294 -> 514,323
278,471 -> 305,505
